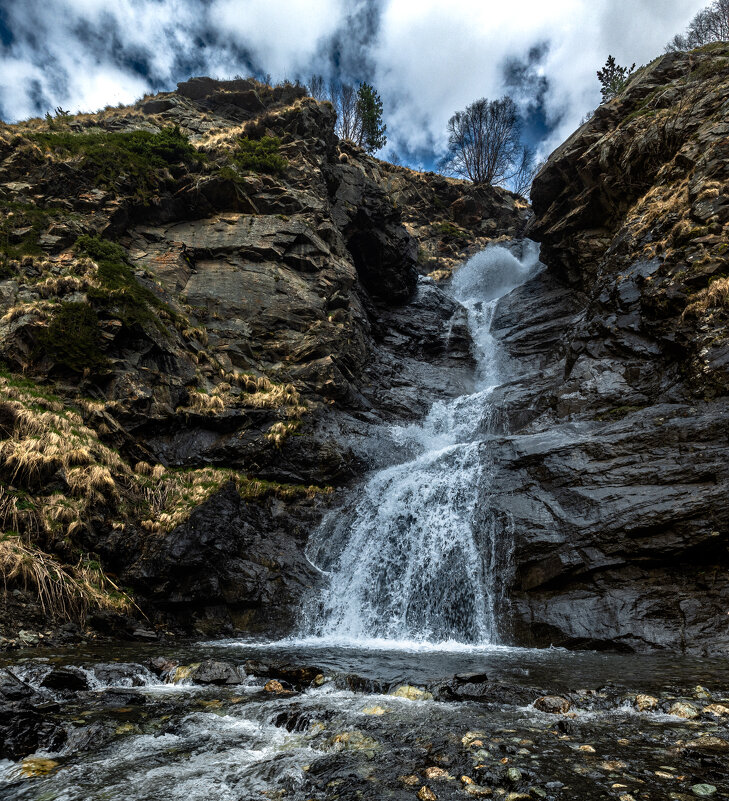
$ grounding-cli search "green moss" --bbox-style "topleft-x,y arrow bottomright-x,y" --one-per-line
75,234 -> 170,332
0,364 -> 64,402
228,136 -> 287,175
35,302 -> 108,374
30,126 -> 202,201
623,107 -> 657,124
689,58 -> 729,82
0,200 -> 65,258
433,221 -> 468,241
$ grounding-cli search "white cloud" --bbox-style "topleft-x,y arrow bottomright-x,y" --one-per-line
0,0 -> 709,161
372,0 -> 706,160
209,0 -> 346,79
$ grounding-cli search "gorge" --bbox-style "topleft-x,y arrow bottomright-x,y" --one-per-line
0,44 -> 728,801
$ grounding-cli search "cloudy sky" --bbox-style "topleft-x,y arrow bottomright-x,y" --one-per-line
0,0 -> 707,166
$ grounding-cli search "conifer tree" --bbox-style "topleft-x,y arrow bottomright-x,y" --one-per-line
356,83 -> 387,153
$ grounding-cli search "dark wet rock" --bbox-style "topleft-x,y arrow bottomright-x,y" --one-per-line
189,660 -> 241,685
273,704 -> 336,733
91,663 -> 150,687
0,700 -> 67,760
334,673 -> 390,695
148,656 -> 179,678
40,667 -> 90,693
93,688 -> 148,707
431,676 -> 548,707
0,668 -> 35,702
498,48 -> 729,655
243,660 -> 323,689
534,696 -> 570,714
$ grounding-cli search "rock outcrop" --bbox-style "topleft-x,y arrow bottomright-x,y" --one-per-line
491,45 -> 729,654
0,76 -> 527,640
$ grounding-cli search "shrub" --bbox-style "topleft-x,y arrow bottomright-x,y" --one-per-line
230,136 -> 287,174
434,221 -> 468,241
35,302 -> 108,374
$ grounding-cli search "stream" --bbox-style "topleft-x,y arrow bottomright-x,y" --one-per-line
1,245 -> 728,799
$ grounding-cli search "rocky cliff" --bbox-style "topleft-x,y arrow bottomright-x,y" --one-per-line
2,51 -> 727,656
0,76 -> 528,643
492,45 -> 729,654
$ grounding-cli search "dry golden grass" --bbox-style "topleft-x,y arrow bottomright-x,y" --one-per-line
683,276 -> 729,317
139,466 -> 330,533
0,534 -> 134,621
0,378 -> 129,534
196,121 -> 250,151
178,372 -> 305,417
0,301 -> 49,326
265,420 -> 300,447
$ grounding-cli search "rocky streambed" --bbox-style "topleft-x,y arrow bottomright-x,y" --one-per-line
1,642 -> 728,800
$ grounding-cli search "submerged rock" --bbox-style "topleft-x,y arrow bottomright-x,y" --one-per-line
534,696 -> 570,714
691,785 -> 717,797
390,685 -> 433,701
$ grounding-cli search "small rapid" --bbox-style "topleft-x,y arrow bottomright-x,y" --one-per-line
303,242 -> 542,645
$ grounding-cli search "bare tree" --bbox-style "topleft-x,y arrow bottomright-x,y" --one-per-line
666,0 -> 729,50
308,74 -> 326,100
509,146 -> 542,198
307,76 -> 386,152
440,96 -> 522,186
338,83 -> 362,142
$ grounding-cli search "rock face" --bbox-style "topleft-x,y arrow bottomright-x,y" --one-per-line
489,47 -> 729,655
0,76 -> 527,639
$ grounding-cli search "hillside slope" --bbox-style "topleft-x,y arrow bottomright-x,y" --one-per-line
0,77 -> 528,643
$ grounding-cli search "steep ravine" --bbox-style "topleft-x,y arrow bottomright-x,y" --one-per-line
1,49 -> 728,657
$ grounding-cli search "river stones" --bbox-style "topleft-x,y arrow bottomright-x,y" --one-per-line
534,695 -> 570,714
244,660 -> 324,689
417,787 -> 437,801
19,757 -> 59,777
691,785 -> 717,797
424,767 -> 454,781
668,701 -> 699,719
703,703 -> 729,717
634,694 -> 658,711
390,684 -> 433,701
685,736 -> 729,752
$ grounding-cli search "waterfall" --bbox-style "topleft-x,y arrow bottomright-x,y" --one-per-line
304,242 -> 542,645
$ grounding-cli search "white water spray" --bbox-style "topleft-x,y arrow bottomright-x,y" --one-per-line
304,242 -> 542,645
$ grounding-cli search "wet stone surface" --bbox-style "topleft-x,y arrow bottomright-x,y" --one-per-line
0,642 -> 728,800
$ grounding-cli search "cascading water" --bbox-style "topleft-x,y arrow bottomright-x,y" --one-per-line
304,242 -> 543,645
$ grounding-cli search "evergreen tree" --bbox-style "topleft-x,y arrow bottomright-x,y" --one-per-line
597,55 -> 636,103
356,83 -> 387,153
